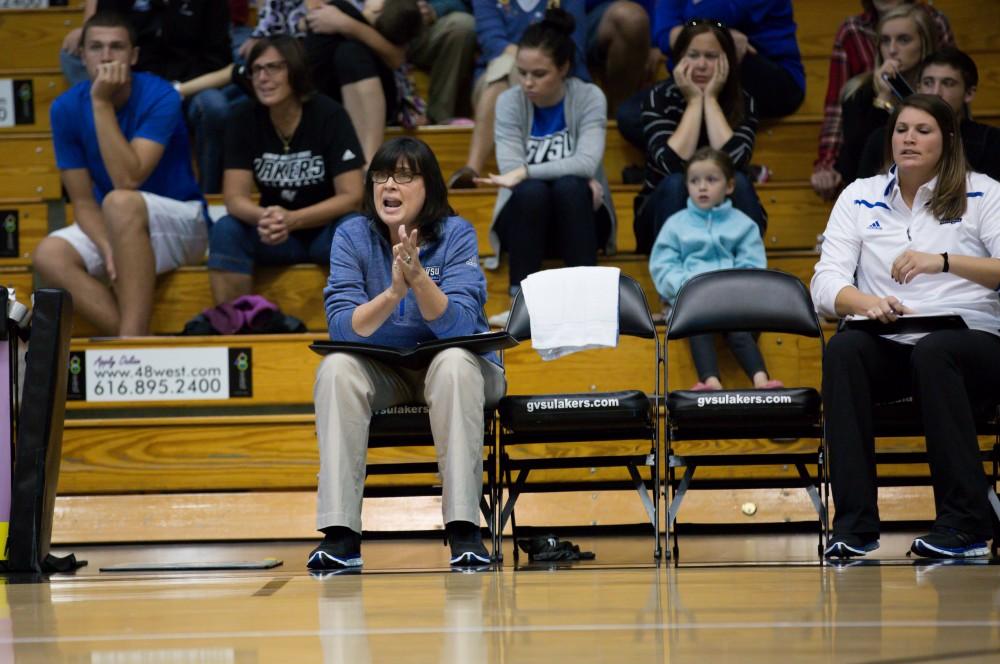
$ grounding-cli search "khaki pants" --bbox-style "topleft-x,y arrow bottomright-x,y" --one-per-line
408,12 -> 477,124
314,348 -> 507,533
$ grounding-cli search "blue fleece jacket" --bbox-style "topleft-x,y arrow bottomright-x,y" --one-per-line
649,198 -> 766,304
325,214 -> 496,360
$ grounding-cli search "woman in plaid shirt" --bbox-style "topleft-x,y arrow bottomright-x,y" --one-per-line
811,0 -> 952,201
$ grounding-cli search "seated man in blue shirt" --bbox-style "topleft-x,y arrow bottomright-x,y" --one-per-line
33,12 -> 209,337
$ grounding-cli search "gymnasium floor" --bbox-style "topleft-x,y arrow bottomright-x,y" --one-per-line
2,533 -> 998,663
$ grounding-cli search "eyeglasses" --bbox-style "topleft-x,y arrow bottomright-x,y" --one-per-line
250,60 -> 287,78
371,169 -> 420,184
685,17 -> 727,29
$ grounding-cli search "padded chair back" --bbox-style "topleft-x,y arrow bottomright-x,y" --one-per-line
666,268 -> 822,340
506,274 -> 656,341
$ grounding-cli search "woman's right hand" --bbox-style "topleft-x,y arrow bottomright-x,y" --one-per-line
873,59 -> 901,100
811,167 -> 843,200
673,60 -> 702,102
860,295 -> 914,323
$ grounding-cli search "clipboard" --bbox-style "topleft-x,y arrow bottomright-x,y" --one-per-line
310,331 -> 518,369
843,313 -> 968,335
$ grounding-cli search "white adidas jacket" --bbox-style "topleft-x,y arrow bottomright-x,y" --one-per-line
811,168 -> 1000,340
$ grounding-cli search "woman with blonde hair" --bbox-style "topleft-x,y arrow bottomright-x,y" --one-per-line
834,3 -> 937,186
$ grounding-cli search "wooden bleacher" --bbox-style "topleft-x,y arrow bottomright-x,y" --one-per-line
1,0 -> 996,542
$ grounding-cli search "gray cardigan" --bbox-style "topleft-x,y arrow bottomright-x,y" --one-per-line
487,77 -> 617,267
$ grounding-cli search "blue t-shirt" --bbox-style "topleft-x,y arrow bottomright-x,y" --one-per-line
50,72 -> 205,208
527,99 -> 573,165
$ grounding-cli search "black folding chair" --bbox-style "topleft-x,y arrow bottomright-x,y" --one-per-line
497,273 -> 662,562
663,268 -> 826,562
866,396 -> 1000,556
364,404 -> 500,553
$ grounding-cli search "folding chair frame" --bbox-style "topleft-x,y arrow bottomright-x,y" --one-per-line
495,275 -> 663,563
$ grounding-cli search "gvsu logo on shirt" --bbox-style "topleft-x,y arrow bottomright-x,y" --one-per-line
424,265 -> 441,280
526,130 -> 574,165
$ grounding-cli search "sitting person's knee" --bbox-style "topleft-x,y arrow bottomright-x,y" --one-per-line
428,348 -> 480,383
102,190 -> 148,231
32,237 -> 72,282
209,215 -> 250,247
551,174 -> 589,196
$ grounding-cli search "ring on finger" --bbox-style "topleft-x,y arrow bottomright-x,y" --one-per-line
402,254 -> 412,265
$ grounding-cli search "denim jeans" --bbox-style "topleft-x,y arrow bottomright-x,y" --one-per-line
207,214 -> 347,274
185,89 -> 232,194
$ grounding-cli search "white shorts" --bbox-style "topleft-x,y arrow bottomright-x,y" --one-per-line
50,192 -> 208,278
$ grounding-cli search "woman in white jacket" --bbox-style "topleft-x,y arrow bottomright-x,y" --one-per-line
477,8 -> 616,319
812,94 -> 1000,561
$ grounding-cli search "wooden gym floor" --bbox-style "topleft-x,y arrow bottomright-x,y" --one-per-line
2,533 -> 998,662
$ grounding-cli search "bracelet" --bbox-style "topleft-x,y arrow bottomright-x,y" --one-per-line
172,80 -> 182,94
941,252 -> 950,273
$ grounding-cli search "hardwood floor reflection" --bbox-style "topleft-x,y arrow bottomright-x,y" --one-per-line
0,535 -> 998,662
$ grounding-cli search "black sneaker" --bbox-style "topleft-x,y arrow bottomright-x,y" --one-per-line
910,527 -> 989,559
824,533 -> 880,559
307,527 -> 363,570
445,521 -> 491,566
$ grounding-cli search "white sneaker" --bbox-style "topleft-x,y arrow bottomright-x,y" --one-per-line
488,309 -> 511,328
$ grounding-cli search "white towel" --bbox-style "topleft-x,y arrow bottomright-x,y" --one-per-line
521,266 -> 620,361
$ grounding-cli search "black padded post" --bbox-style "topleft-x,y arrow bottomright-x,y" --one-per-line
6,289 -> 78,573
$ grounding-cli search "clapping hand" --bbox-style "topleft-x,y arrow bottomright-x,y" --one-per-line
392,224 -> 424,285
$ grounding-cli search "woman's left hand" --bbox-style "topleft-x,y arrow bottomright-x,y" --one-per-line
475,166 -> 527,189
588,178 -> 604,211
393,224 -> 425,285
306,4 -> 354,35
891,249 -> 946,284
705,53 -> 729,99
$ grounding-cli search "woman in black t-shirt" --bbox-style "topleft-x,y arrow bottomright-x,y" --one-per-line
207,36 -> 365,305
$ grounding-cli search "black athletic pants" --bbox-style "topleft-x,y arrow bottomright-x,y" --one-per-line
823,329 -> 1000,540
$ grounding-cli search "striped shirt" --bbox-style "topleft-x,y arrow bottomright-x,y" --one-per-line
639,80 -> 757,196
814,6 -> 953,171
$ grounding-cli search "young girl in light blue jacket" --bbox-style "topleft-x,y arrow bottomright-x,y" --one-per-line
649,146 -> 782,391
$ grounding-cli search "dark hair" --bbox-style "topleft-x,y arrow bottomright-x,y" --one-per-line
920,47 -> 979,90
247,35 -> 315,102
81,11 -> 138,49
518,8 -> 576,70
686,146 -> 735,181
362,137 -> 454,244
375,0 -> 423,46
671,20 -> 745,128
882,94 -> 967,221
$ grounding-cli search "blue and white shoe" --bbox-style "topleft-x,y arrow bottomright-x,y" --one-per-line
307,529 -> 363,570
824,534 -> 880,559
910,527 -> 989,559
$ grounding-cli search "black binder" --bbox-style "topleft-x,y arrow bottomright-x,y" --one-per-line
310,331 -> 518,370
843,313 -> 968,335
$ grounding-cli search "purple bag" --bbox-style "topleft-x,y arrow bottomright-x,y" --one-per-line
202,295 -> 281,335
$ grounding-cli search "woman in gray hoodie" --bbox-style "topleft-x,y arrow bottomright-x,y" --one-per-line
477,8 -> 616,317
